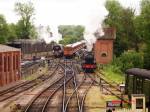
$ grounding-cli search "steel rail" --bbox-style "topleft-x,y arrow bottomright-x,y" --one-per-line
89,73 -> 130,104
63,61 -> 80,112
24,65 -> 69,112
0,61 -> 59,102
80,73 -> 94,112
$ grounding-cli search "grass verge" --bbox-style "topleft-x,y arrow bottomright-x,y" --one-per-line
96,64 -> 125,84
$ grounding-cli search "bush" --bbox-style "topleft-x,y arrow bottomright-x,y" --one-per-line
143,45 -> 150,69
118,51 -> 143,71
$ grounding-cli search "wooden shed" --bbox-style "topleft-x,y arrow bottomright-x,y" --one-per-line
0,44 -> 21,87
94,27 -> 116,64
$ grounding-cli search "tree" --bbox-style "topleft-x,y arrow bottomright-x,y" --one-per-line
59,36 -> 78,45
104,0 -> 141,56
0,15 -> 9,44
7,23 -> 18,41
139,0 -> 150,69
58,25 -> 85,45
104,1 -> 125,56
15,1 -> 37,39
143,45 -> 150,69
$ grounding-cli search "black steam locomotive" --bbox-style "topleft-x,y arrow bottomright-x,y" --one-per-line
52,44 -> 63,58
82,52 -> 96,73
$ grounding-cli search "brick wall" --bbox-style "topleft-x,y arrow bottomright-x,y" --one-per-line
94,39 -> 113,64
0,51 -> 21,86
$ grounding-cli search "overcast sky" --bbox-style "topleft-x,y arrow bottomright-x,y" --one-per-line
0,0 -> 141,26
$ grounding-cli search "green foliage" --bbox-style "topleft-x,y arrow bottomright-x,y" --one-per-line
104,0 -> 150,69
99,63 -> 124,83
143,43 -> 150,69
58,25 -> 85,45
7,23 -> 18,41
59,35 -> 78,45
0,15 -> 9,44
117,51 -> 143,71
137,0 -> 150,69
15,1 -> 37,39
100,51 -> 143,83
104,51 -> 143,74
104,0 -> 142,56
141,1 -> 150,38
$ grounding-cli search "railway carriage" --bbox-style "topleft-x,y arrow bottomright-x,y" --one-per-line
125,68 -> 150,109
64,40 -> 86,58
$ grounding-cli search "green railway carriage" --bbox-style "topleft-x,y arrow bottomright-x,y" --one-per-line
125,68 -> 150,110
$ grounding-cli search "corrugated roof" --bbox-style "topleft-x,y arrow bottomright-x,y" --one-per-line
125,68 -> 150,79
7,39 -> 45,44
0,44 -> 20,52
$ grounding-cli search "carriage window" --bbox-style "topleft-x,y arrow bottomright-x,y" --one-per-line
136,98 -> 143,109
101,52 -> 107,57
136,77 -> 143,94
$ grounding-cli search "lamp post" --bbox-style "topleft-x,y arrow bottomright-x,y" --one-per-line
120,83 -> 125,108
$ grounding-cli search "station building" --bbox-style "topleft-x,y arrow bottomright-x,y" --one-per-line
94,27 -> 116,64
0,44 -> 21,87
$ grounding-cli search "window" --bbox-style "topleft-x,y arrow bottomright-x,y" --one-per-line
136,98 -> 143,109
101,52 -> 107,57
136,77 -> 143,94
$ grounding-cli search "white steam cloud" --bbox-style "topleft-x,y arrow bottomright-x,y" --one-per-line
83,0 -> 108,51
35,0 -> 108,45
37,25 -> 62,43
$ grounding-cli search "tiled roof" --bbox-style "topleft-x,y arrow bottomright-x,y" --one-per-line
0,44 -> 20,52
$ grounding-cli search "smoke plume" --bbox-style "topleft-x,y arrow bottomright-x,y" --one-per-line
35,0 -> 108,45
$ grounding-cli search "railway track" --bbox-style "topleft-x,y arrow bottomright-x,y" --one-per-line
62,61 -> 95,112
62,60 -> 80,112
89,73 -> 130,104
24,61 -> 74,112
79,74 -> 94,112
0,60 -> 59,102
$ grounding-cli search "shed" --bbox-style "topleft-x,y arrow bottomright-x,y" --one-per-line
0,44 -> 21,87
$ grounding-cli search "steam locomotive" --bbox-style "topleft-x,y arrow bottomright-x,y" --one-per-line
52,44 -> 63,58
82,52 -> 96,73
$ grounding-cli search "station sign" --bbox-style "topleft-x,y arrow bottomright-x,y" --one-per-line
106,100 -> 122,107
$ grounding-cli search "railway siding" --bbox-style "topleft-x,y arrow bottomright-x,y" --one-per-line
0,59 -> 60,102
